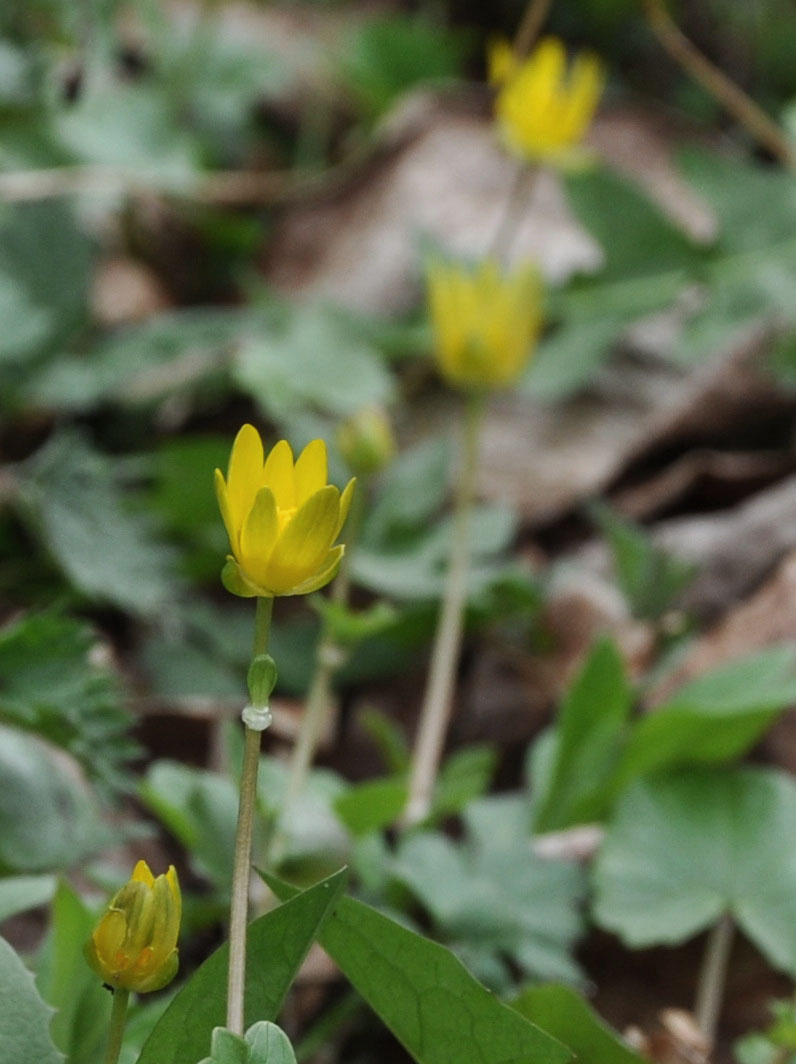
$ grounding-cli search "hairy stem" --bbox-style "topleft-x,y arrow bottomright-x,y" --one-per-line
402,393 -> 485,827
226,595 -> 273,1035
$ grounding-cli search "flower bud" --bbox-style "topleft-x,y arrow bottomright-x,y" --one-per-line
336,406 -> 396,476
84,860 -> 181,993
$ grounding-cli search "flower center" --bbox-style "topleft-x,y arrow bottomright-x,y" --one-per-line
276,505 -> 296,533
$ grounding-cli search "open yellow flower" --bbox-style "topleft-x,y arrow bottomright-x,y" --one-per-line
215,426 -> 355,598
427,258 -> 542,391
84,861 -> 180,993
494,36 -> 603,168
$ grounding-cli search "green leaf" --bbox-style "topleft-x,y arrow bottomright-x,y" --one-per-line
339,14 -> 467,121
0,936 -> 63,1064
245,1022 -> 297,1064
140,761 -> 238,890
0,725 -> 106,874
136,869 -> 348,1064
614,646 -> 796,787
511,984 -> 645,1064
0,875 -> 55,921
334,778 -> 407,837
233,303 -> 394,421
36,880 -> 108,1064
17,432 -> 179,616
593,767 -> 796,974
522,317 -> 623,401
0,610 -> 137,794
264,873 -> 572,1064
590,502 -> 696,620
361,438 -> 449,547
0,199 -> 92,370
198,1027 -> 250,1064
392,797 -> 585,992
432,745 -> 496,818
532,640 -> 631,833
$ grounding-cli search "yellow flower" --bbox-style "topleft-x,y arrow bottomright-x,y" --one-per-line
84,861 -> 180,993
215,426 -> 355,598
426,258 -> 542,391
486,36 -> 517,87
494,36 -> 603,168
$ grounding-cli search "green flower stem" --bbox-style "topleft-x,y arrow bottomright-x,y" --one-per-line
103,988 -> 130,1064
694,912 -> 734,1045
227,594 -> 274,1035
402,392 -> 485,827
272,475 -> 369,864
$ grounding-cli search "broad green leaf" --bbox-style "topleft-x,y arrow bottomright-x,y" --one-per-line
136,869 -> 348,1064
361,438 -> 449,547
532,640 -> 631,833
198,1027 -> 250,1064
334,778 -> 407,837
36,880 -> 108,1064
614,646 -> 796,787
593,767 -> 796,975
0,725 -> 106,873
0,610 -> 137,794
0,199 -> 92,368
264,873 -> 572,1064
245,1022 -> 297,1064
140,761 -> 239,890
17,433 -> 179,616
339,14 -> 466,121
392,796 -> 585,992
522,317 -> 623,401
234,303 -> 394,421
590,502 -> 696,620
432,745 -> 496,818
511,985 -> 644,1064
0,936 -> 63,1064
0,875 -> 55,922
352,503 -> 517,600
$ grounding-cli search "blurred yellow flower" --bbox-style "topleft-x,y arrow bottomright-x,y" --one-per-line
427,258 -> 542,391
487,36 -> 517,87
494,36 -> 603,167
215,426 -> 355,598
84,861 -> 180,993
336,405 -> 396,476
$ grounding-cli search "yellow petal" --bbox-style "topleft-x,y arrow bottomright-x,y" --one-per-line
286,545 -> 345,596
333,478 -> 356,540
214,469 -> 238,552
294,439 -> 328,507
265,485 -> 340,594
239,487 -> 279,582
226,425 -> 264,534
262,439 -> 295,510
132,860 -> 155,887
93,909 -> 127,963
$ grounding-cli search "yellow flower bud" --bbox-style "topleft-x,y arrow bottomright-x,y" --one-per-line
84,861 -> 181,993
215,426 -> 356,598
336,406 -> 396,476
426,258 -> 542,391
494,37 -> 604,168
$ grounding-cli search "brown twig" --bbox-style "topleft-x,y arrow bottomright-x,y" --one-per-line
514,0 -> 554,59
642,0 -> 796,170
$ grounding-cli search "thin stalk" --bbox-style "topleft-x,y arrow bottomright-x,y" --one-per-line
103,988 -> 130,1064
402,392 -> 485,827
489,163 -> 538,265
642,0 -> 796,170
226,595 -> 273,1035
514,0 -> 553,59
694,912 -> 734,1046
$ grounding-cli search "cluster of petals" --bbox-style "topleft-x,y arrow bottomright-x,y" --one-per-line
84,861 -> 181,993
493,36 -> 604,168
426,258 -> 542,391
215,425 -> 355,598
